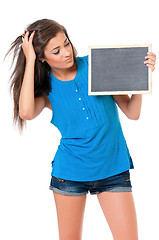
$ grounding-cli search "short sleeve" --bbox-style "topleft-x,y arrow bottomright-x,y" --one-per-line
78,55 -> 88,65
83,55 -> 88,64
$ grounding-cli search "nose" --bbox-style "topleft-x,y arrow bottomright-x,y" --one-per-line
62,48 -> 71,57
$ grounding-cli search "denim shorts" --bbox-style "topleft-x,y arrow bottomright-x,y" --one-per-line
49,170 -> 132,196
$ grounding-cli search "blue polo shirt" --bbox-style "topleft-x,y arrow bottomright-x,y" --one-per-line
47,55 -> 134,181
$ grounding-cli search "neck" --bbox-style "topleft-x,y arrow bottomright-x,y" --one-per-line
51,62 -> 77,81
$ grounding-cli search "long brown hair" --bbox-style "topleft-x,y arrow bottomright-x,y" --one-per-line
6,19 -> 77,133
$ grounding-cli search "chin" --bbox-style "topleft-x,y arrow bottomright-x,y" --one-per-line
65,59 -> 74,68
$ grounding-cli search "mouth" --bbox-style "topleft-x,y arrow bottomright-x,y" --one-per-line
65,56 -> 73,62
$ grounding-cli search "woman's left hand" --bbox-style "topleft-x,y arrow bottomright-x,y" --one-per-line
144,52 -> 156,72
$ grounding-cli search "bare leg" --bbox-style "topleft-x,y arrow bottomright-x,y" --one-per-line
97,192 -> 138,240
53,192 -> 87,240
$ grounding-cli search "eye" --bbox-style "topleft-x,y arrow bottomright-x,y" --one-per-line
53,50 -> 60,55
53,42 -> 70,55
65,42 -> 70,46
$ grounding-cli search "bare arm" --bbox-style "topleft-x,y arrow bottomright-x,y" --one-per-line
112,94 -> 142,120
19,31 -> 47,120
112,52 -> 156,120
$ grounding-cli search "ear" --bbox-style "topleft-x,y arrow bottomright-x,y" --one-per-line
39,58 -> 45,63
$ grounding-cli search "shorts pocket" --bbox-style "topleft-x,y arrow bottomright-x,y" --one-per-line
52,176 -> 66,183
124,177 -> 130,183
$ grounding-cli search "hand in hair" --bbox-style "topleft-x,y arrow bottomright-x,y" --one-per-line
22,31 -> 36,62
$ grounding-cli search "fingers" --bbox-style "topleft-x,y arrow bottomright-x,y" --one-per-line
29,31 -> 35,42
22,31 -> 29,40
22,31 -> 28,43
21,30 -> 36,61
146,64 -> 155,71
144,52 -> 156,72
22,30 -> 35,42
147,52 -> 156,57
145,52 -> 156,61
144,59 -> 155,65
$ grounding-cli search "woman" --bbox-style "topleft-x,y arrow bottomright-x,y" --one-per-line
7,18 -> 156,240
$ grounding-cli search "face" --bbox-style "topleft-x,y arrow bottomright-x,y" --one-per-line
42,31 -> 74,70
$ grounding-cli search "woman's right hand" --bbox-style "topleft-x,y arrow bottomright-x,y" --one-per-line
22,31 -> 36,62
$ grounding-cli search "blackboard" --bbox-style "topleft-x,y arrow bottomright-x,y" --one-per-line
88,44 -> 152,95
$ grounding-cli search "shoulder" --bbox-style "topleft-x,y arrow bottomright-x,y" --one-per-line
77,55 -> 88,64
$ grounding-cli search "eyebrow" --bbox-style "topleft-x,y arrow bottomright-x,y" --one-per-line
51,37 -> 68,51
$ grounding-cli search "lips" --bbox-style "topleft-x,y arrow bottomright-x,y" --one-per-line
65,56 -> 72,62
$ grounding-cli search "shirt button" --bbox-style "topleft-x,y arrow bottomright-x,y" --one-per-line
76,89 -> 78,92
83,108 -> 85,110
79,98 -> 81,100
86,117 -> 89,119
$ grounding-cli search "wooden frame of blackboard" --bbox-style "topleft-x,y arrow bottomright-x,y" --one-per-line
88,44 -> 152,95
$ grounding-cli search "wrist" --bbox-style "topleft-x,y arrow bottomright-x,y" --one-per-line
26,58 -> 36,65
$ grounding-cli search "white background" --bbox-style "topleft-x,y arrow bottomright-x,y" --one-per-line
0,0 -> 159,239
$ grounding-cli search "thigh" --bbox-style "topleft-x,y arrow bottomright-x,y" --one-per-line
97,192 -> 138,240
53,191 -> 87,240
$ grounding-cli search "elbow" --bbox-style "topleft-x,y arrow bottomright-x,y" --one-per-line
132,115 -> 140,121
19,111 -> 34,120
128,114 -> 140,121
126,108 -> 141,120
